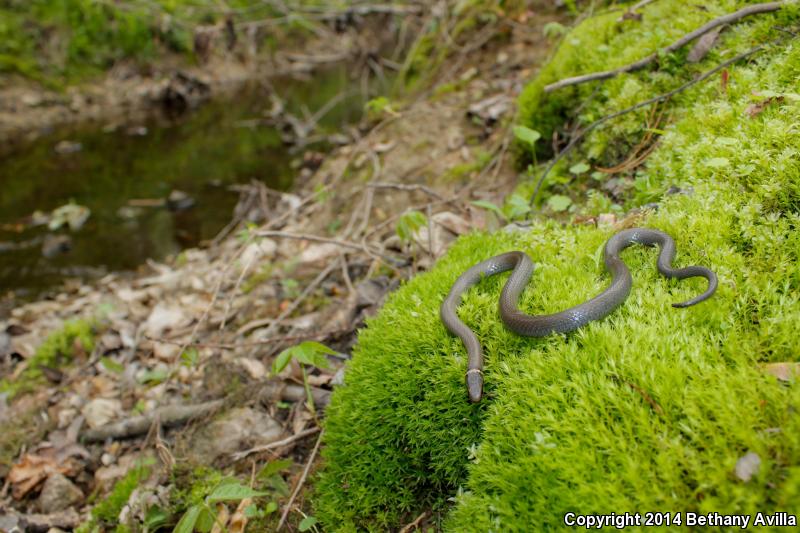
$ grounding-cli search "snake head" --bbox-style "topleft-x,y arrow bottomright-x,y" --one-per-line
465,369 -> 483,403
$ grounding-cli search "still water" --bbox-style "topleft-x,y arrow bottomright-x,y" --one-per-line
0,66 -> 373,297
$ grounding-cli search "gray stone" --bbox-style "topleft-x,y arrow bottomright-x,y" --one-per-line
37,473 -> 83,512
188,407 -> 283,464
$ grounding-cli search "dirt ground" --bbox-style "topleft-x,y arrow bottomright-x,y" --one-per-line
0,4 -> 565,531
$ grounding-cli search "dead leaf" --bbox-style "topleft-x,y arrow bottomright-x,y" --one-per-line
745,95 -> 784,118
687,27 -> 722,63
760,362 -> 800,382
8,453 -> 72,499
210,502 -> 231,533
229,498 -> 253,533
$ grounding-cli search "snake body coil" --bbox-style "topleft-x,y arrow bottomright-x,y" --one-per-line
440,228 -> 718,402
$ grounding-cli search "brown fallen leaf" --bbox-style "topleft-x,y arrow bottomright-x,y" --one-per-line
760,362 -> 800,382
229,498 -> 253,533
745,95 -> 784,118
8,453 -> 74,499
210,502 -> 231,533
687,26 -> 722,63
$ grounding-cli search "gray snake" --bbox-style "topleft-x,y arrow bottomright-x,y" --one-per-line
440,228 -> 718,402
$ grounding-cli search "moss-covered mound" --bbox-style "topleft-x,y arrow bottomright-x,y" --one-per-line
315,1 -> 800,530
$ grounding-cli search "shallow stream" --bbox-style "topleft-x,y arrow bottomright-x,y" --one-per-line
0,66 -> 375,298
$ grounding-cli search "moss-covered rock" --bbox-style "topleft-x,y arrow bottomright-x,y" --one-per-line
315,1 -> 800,530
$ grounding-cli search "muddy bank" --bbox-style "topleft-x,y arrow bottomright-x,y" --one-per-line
0,12 -> 407,156
0,2 -> 567,530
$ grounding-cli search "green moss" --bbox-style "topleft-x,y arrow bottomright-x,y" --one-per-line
315,2 -> 800,530
517,0 -> 794,162
77,461 -> 153,533
0,319 -> 96,398
0,0 -> 304,86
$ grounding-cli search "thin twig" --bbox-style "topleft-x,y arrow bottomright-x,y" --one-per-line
146,327 -> 350,350
545,1 -> 784,92
251,262 -> 339,342
529,38 -> 782,205
232,426 -> 321,460
254,230 -> 403,265
399,510 -> 431,533
617,0 -> 657,22
277,430 -> 324,531
367,182 -> 445,201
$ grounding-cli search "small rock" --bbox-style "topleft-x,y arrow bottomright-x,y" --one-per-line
54,141 -> 82,155
597,213 -> 617,228
166,190 -> 195,211
238,358 -> 267,380
81,398 -> 121,429
152,341 -> 180,361
22,93 -> 43,107
37,473 -> 83,512
126,126 -> 148,137
240,239 -> 278,267
188,407 -> 283,464
433,212 -> 471,236
144,303 -> 188,338
298,243 -> 341,266
735,451 -> 761,482
41,235 -> 72,258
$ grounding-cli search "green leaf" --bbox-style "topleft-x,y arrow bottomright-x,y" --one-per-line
299,516 -> 318,531
137,367 -> 169,384
196,505 -> 216,533
181,347 -> 199,368
470,200 -> 505,220
569,162 -> 590,175
396,210 -> 428,243
258,458 -> 293,480
206,482 -> 268,503
272,348 -> 294,374
546,195 -> 572,212
100,356 -> 124,374
512,125 -> 541,147
542,21 -> 567,38
144,506 -> 169,529
264,501 -> 279,515
504,194 -> 531,220
272,341 -> 335,374
174,505 -> 202,533
244,504 -> 260,518
706,157 -> 730,168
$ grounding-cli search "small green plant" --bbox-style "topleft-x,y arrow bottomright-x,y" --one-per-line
273,341 -> 335,411
364,96 -> 399,119
395,210 -> 428,244
76,459 -> 153,533
512,125 -> 541,149
0,319 -> 96,398
471,193 -> 532,223
175,481 -> 269,533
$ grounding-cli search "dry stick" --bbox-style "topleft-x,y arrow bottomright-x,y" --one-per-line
544,1 -> 784,93
147,328 -> 350,350
399,510 -> 431,533
247,261 -> 340,342
255,229 -> 403,265
82,400 -> 224,442
529,39 -> 780,206
367,182 -> 445,201
231,426 -> 321,460
277,430 -> 324,531
83,384 -> 331,442
618,0 -> 657,21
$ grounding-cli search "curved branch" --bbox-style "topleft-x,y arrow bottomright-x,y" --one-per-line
544,1 -> 784,93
